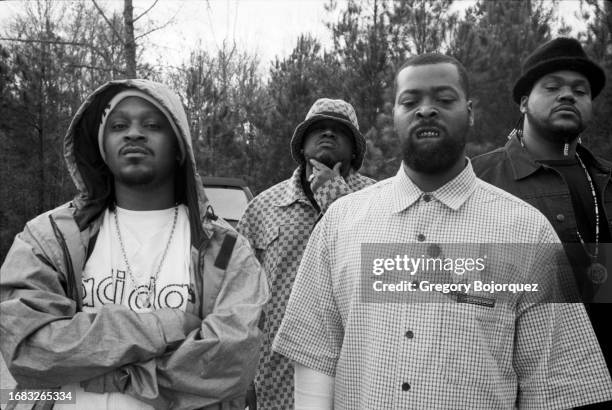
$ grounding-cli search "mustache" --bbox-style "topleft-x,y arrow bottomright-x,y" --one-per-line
552,104 -> 580,117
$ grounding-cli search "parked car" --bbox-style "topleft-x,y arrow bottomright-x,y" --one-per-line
202,177 -> 253,227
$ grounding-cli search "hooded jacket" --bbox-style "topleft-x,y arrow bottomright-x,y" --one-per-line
0,79 -> 269,409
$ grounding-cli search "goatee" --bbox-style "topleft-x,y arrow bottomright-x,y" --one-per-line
116,169 -> 156,186
308,152 -> 336,169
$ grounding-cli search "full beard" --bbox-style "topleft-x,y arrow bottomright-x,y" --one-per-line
401,131 -> 466,174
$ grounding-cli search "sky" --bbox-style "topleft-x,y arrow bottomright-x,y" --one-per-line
141,0 -> 335,65
0,0 -> 336,67
0,0 -> 587,69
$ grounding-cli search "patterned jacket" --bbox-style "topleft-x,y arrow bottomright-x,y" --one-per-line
237,166 -> 374,409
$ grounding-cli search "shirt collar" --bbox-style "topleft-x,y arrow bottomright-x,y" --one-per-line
505,135 -> 540,180
506,135 -> 611,180
391,159 -> 477,213
273,166 -> 310,207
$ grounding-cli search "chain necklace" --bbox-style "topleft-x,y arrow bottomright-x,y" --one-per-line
113,205 -> 179,308
575,153 -> 608,285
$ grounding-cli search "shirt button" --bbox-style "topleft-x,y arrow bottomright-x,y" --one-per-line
422,194 -> 432,202
556,214 -> 565,222
427,244 -> 441,257
402,382 -> 411,391
417,233 -> 426,242
405,330 -> 414,339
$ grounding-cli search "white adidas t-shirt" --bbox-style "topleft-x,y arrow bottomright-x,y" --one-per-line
57,205 -> 192,410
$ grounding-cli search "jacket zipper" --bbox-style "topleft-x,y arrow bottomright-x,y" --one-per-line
49,215 -> 79,308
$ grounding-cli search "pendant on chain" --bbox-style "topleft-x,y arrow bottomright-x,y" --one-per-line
137,293 -> 151,308
587,262 -> 608,285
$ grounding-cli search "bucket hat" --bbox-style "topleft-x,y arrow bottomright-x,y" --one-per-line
290,98 -> 366,169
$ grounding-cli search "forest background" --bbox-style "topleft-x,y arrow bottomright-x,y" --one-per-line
1,0 -> 611,259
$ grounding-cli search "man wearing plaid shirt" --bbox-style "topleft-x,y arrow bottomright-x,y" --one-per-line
273,54 -> 612,409
237,98 -> 375,409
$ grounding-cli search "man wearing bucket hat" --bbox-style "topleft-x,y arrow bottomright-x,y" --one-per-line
237,98 -> 374,409
473,37 -> 612,406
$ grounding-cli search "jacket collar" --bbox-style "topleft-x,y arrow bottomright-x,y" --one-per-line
391,159 -> 477,213
506,135 -> 611,180
273,167 -> 311,207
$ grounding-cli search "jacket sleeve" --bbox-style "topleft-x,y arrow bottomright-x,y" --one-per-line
0,223 -> 201,388
312,175 -> 354,214
313,173 -> 375,214
82,233 -> 270,409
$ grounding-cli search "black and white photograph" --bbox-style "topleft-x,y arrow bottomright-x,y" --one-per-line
1,0 -> 612,409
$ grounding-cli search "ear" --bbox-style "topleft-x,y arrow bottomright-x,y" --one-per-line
519,96 -> 528,114
467,100 -> 474,127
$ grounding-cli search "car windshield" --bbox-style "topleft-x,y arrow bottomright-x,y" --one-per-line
204,187 -> 249,221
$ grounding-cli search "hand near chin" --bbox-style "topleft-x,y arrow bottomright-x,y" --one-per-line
308,159 -> 342,192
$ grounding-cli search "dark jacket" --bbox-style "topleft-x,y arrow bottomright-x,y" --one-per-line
473,136 -> 611,242
472,135 -> 612,372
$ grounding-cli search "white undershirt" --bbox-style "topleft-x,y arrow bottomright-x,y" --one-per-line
56,205 -> 191,410
294,363 -> 335,410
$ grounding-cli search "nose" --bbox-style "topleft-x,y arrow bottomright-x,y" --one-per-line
124,124 -> 146,141
320,129 -> 335,138
416,104 -> 438,119
558,86 -> 577,103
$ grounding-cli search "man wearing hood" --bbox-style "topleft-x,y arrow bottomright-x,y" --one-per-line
237,98 -> 375,409
0,79 -> 269,409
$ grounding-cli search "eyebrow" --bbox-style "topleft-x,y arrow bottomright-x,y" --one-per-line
397,86 -> 460,98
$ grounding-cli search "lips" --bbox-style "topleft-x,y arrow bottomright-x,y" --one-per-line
120,145 -> 151,156
414,126 -> 442,139
553,105 -> 579,115
317,138 -> 336,148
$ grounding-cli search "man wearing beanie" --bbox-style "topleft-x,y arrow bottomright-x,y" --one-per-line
473,37 -> 612,407
237,98 -> 374,409
0,79 -> 269,409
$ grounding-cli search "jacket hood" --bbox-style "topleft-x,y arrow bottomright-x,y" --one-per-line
64,78 -> 212,244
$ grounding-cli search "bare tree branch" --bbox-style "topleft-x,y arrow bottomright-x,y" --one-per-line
0,37 -> 91,47
0,36 -> 114,66
134,18 -> 173,41
91,0 -> 124,44
66,63 -> 124,73
134,0 -> 159,22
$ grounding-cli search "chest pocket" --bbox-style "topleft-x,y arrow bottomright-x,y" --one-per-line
522,189 -> 577,242
256,223 -> 313,282
438,301 -> 515,387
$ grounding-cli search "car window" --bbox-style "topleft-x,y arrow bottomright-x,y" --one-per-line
204,187 -> 249,221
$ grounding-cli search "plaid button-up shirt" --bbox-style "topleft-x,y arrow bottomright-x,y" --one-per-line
237,166 -> 374,409
274,162 -> 612,409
